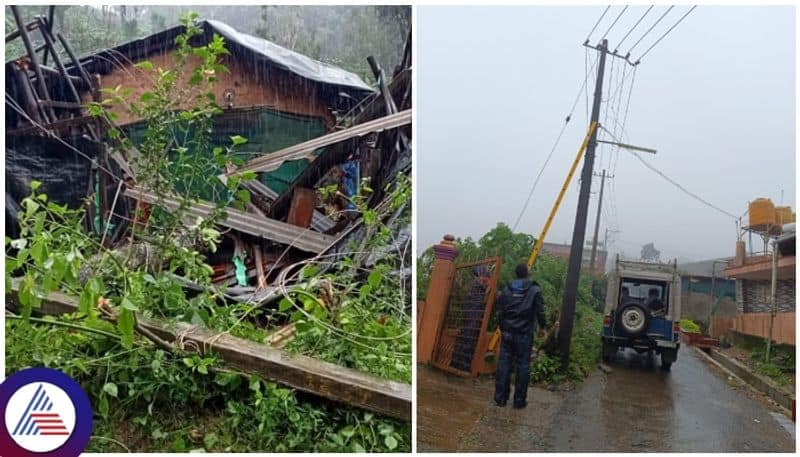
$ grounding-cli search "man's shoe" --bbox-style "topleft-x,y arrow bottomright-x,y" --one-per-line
495,400 -> 507,407
512,401 -> 527,409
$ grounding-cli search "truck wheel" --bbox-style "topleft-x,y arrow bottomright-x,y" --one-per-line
615,303 -> 650,337
602,340 -> 615,362
661,350 -> 676,370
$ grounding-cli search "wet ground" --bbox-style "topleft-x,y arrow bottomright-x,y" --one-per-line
544,347 -> 795,452
417,348 -> 796,452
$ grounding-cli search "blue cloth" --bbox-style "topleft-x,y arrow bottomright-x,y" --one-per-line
341,160 -> 359,212
494,330 -> 534,407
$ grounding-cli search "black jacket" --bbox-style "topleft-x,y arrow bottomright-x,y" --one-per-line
495,279 -> 547,334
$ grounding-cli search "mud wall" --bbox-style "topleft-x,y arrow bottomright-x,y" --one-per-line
81,51 -> 335,127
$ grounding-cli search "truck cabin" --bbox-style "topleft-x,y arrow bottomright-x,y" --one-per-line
619,278 -> 670,318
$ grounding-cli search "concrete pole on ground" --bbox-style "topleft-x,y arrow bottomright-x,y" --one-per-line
418,235 -> 459,364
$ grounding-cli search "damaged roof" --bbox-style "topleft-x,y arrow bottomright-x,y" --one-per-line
66,19 -> 373,96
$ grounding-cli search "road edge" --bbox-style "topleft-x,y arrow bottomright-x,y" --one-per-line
692,346 -> 794,420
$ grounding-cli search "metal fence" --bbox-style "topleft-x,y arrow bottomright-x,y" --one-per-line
431,257 -> 501,377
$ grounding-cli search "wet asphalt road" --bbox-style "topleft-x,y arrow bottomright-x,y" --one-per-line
543,347 -> 796,452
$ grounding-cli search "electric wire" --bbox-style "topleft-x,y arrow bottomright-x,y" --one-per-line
512,53 -> 599,231
637,6 -> 697,62
600,125 -> 738,219
586,5 -> 611,43
627,6 -> 674,56
600,6 -> 629,41
615,6 -> 654,52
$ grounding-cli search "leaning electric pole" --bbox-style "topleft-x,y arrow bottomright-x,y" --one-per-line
557,39 -> 608,369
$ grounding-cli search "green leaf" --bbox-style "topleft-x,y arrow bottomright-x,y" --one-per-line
98,395 -> 109,417
103,382 -> 118,398
368,269 -> 382,288
278,298 -> 293,312
340,425 -> 355,439
135,60 -> 154,70
384,435 -> 398,450
140,92 -> 157,103
29,180 -> 42,191
120,297 -> 140,312
203,432 -> 218,450
230,135 -> 247,146
117,308 -> 136,348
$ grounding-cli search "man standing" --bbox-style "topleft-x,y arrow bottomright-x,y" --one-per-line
493,264 -> 547,409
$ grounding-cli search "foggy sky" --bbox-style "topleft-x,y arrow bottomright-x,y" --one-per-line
417,5 -> 796,265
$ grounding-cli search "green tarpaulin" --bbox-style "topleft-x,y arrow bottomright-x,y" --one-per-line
125,107 -> 326,201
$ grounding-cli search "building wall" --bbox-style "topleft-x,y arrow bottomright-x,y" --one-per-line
541,242 -> 607,271
82,51 -> 335,127
680,276 -> 738,319
739,279 -> 795,313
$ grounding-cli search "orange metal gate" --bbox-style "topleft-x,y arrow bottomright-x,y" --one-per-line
431,257 -> 501,377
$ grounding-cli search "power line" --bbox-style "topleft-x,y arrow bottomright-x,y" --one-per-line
627,6 -> 674,56
615,6 -> 654,52
585,5 -> 611,43
512,52 -> 599,231
600,6 -> 629,41
637,6 -> 697,62
600,125 -> 738,219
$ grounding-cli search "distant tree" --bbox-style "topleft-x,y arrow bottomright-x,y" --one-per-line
641,242 -> 661,262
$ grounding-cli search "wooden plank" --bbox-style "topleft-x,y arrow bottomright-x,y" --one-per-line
124,186 -> 335,254
6,280 -> 411,421
224,109 -> 411,177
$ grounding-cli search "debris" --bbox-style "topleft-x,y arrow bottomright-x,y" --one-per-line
598,363 -> 614,374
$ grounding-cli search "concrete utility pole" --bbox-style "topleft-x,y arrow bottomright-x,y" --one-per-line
557,39 -> 608,369
766,239 -> 778,363
589,169 -> 609,273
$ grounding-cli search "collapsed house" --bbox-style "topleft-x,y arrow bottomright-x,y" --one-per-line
6,8 -> 412,418
6,9 -> 412,302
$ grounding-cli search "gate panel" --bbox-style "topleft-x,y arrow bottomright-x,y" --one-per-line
431,257 -> 501,377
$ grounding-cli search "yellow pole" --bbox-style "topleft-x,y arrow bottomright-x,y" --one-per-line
527,121 -> 598,269
488,121 -> 598,354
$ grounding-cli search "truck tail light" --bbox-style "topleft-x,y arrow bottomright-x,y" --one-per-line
603,315 -> 612,327
673,322 -> 681,333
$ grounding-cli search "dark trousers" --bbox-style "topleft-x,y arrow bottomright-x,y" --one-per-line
493,330 -> 533,406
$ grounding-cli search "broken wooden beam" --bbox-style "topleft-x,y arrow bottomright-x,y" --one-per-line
243,179 -> 334,233
124,186 -> 335,254
6,281 -> 411,421
224,109 -> 411,177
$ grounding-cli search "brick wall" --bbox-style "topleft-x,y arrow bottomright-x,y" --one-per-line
740,279 -> 795,313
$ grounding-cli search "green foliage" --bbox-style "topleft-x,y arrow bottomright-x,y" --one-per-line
679,319 -> 701,334
417,223 -> 604,384
6,320 -> 409,452
5,16 -> 410,451
285,175 -> 412,384
749,343 -> 794,386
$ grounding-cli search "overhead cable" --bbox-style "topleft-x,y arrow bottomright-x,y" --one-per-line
637,6 -> 697,62
627,6 -> 674,55
585,6 -> 611,43
615,6 -> 654,52
600,6 -> 629,41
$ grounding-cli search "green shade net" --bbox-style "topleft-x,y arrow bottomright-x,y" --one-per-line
124,108 -> 326,201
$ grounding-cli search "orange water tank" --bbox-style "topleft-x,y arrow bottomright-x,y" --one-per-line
775,206 -> 795,225
749,198 -> 775,227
